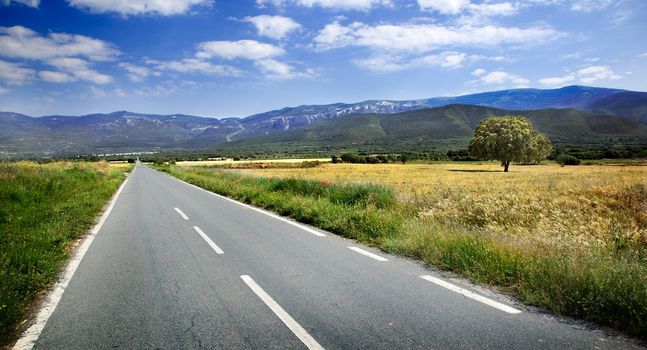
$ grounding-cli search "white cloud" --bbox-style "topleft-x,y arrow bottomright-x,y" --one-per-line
88,85 -> 106,97
0,86 -> 9,94
354,51 -> 469,72
255,59 -> 315,79
417,0 -> 469,14
257,0 -> 391,10
39,70 -> 76,83
469,2 -> 517,16
537,65 -> 622,87
243,15 -> 301,40
46,57 -> 113,84
0,26 -> 119,61
636,52 -> 647,58
118,62 -> 151,82
477,70 -> 529,85
113,88 -> 126,97
145,58 -> 241,76
576,65 -> 621,84
1,0 -> 39,7
537,74 -> 575,87
0,26 -> 117,86
0,60 -> 35,85
133,80 -> 196,96
570,0 -> 613,12
418,0 -> 517,16
471,68 -> 486,76
314,21 -> 559,52
196,40 -> 285,60
67,0 -> 212,16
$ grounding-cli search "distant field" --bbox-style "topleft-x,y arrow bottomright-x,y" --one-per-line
0,161 -> 130,346
176,158 -> 331,166
158,160 -> 647,339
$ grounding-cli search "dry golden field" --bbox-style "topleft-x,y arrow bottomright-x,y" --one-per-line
176,158 -> 331,167
234,162 -> 647,249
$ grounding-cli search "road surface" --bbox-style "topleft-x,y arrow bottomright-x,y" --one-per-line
20,164 -> 641,349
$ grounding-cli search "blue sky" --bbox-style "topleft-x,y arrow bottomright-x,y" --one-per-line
0,0 -> 646,117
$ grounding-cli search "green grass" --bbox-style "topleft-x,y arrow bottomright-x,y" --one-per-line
0,161 -> 130,346
155,164 -> 647,340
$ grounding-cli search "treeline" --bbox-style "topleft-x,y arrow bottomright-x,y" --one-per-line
331,152 -> 448,164
549,145 -> 647,160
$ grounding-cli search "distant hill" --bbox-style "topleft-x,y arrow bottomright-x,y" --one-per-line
214,105 -> 647,155
236,86 -> 647,134
1,85 -> 647,157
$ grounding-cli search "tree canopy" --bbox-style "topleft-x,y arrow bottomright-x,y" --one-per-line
468,116 -> 552,172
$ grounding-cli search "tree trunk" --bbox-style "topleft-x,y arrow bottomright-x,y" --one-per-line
503,161 -> 510,172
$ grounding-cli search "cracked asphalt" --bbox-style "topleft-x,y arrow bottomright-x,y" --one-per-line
31,164 -> 644,349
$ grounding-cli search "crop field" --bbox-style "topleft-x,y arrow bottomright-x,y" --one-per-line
159,160 -> 647,338
176,158 -> 331,167
0,161 -> 131,345
235,162 -> 647,249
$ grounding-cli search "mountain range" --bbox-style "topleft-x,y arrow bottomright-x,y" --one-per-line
1,85 -> 646,157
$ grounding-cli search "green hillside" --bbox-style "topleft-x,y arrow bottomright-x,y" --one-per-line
212,105 -> 647,155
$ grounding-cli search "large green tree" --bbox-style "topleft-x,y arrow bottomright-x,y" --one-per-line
468,116 -> 552,172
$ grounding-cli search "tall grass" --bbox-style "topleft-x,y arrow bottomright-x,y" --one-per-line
156,166 -> 402,242
0,161 -> 129,346
158,163 -> 647,339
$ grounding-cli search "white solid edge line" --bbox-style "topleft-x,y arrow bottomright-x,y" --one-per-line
348,247 -> 388,262
420,275 -> 521,314
13,176 -> 131,350
166,172 -> 326,237
174,207 -> 189,220
193,226 -> 224,255
240,275 -> 325,350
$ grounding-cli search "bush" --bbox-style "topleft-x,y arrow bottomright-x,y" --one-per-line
556,154 -> 581,166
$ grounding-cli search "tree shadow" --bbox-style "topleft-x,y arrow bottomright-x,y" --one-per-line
447,169 -> 503,173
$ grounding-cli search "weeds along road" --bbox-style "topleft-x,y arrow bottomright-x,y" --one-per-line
19,163 -> 642,350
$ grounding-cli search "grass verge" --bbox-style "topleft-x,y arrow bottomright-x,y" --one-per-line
155,164 -> 647,340
0,161 -> 130,346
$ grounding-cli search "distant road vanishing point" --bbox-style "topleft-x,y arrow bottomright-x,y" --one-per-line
16,164 -> 642,349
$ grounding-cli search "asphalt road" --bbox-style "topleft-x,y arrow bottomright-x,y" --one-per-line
25,163 -> 642,349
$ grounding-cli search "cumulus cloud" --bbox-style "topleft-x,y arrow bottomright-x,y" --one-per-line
145,58 -> 241,76
418,0 -> 517,16
0,26 -> 119,62
38,70 -> 76,83
313,21 -> 559,52
243,15 -> 301,40
538,65 -> 621,87
537,75 -> 575,87
0,26 -> 118,86
255,59 -> 316,79
570,0 -> 613,12
576,65 -> 621,84
256,0 -> 391,10
118,62 -> 151,82
146,39 -> 311,81
196,40 -> 285,60
354,51 -> 468,72
473,69 -> 529,86
417,0 -> 469,14
67,0 -> 212,16
0,59 -> 35,85
1,0 -> 39,7
46,57 -> 113,84
471,68 -> 486,76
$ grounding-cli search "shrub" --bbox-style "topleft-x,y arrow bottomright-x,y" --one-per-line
556,154 -> 581,166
